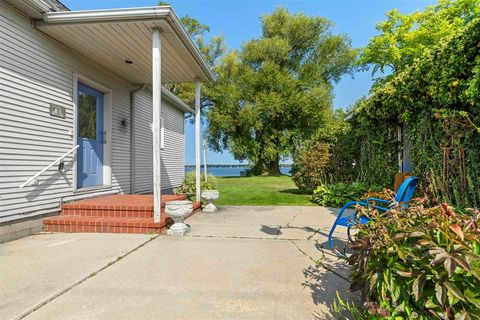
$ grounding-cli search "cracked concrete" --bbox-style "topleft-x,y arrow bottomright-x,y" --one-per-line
1,206 -> 356,320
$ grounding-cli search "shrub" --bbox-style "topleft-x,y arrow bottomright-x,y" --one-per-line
311,182 -> 382,207
335,201 -> 480,320
361,188 -> 395,202
340,19 -> 480,207
176,172 -> 217,195
292,115 -> 358,190
292,142 -> 331,190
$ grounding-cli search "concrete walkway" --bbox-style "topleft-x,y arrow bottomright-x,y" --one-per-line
0,206 -> 356,320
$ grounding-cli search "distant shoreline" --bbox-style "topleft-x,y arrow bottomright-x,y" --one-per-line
185,164 -> 293,168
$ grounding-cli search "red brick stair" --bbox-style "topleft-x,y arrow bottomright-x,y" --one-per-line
44,194 -> 202,234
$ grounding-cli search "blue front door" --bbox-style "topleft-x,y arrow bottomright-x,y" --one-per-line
77,83 -> 104,188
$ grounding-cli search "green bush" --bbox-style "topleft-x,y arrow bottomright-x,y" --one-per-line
292,114 -> 359,190
311,182 -> 381,207
334,202 -> 480,319
176,172 -> 217,195
342,18 -> 480,207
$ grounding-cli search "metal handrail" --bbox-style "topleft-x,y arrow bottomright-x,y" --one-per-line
19,145 -> 80,188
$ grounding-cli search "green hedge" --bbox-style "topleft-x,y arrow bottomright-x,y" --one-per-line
349,18 -> 480,207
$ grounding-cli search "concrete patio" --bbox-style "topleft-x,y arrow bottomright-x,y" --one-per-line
0,206 -> 356,320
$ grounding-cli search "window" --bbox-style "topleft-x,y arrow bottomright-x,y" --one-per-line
78,92 -> 97,139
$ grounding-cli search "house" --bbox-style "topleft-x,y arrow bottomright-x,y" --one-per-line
0,0 -> 214,242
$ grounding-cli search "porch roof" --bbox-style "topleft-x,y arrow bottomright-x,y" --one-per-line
161,87 -> 194,113
34,6 -> 215,84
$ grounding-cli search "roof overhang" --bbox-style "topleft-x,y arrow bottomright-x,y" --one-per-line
161,87 -> 194,113
5,0 -> 52,18
34,6 -> 215,84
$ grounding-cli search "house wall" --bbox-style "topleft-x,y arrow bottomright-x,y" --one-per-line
0,2 -> 133,222
133,90 -> 185,194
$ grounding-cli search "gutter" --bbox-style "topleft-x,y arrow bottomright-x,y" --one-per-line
41,6 -> 171,24
130,84 -> 147,194
25,0 -> 51,13
36,6 -> 215,82
161,87 -> 194,113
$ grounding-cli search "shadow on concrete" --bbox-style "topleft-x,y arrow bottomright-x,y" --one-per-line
260,225 -> 281,235
303,263 -> 358,320
315,235 -> 348,254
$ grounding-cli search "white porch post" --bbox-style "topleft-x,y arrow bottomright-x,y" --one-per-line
195,79 -> 201,202
152,28 -> 162,223
203,138 -> 208,182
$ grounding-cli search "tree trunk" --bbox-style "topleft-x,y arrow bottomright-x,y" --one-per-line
264,159 -> 281,176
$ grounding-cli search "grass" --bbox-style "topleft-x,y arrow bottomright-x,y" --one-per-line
215,175 -> 314,206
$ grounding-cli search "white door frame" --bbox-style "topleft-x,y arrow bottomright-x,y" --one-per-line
72,72 -> 112,192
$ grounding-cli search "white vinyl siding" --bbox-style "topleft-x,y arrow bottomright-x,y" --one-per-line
133,90 -> 185,194
0,2 -> 132,221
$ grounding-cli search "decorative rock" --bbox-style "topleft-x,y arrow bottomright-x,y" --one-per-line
165,200 -> 193,236
201,190 -> 220,213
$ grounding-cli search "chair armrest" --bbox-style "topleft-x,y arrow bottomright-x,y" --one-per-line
371,205 -> 389,212
363,197 -> 392,204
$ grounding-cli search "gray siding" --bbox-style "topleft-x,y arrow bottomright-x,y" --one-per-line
133,90 -> 185,194
0,2 -> 132,221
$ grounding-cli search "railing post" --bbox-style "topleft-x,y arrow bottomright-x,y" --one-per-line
152,28 -> 162,223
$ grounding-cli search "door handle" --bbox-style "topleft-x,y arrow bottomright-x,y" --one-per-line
103,130 -> 107,144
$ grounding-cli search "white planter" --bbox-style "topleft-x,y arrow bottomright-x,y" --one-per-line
165,200 -> 193,236
201,190 -> 220,213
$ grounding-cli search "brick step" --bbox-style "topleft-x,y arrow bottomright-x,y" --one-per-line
44,216 -> 166,234
44,202 -> 202,234
61,194 -> 188,218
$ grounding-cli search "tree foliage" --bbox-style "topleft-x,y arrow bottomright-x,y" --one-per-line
158,1 -> 227,105
349,15 -> 480,207
294,1 -> 480,207
292,111 -> 357,189
206,7 -> 357,175
360,0 -> 479,79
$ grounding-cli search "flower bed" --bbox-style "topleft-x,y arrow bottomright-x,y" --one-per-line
335,201 -> 480,319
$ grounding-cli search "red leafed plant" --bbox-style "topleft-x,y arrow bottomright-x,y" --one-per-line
334,200 -> 480,320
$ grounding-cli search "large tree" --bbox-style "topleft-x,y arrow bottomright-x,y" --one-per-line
206,7 -> 357,175
158,1 -> 226,105
360,0 -> 479,79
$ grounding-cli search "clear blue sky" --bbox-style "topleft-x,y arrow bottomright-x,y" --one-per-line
63,0 -> 435,164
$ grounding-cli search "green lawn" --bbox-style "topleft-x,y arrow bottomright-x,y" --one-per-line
215,176 -> 314,206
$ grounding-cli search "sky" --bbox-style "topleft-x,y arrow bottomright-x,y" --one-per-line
63,0 -> 436,165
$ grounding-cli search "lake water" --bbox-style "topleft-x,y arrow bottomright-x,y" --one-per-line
185,166 -> 291,177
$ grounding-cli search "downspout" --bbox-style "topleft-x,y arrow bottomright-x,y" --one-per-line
130,84 -> 147,194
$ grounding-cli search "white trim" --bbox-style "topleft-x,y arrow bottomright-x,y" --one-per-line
25,0 -> 51,13
160,117 -> 165,150
72,72 -> 113,193
161,87 -> 194,113
195,80 -> 201,202
41,6 -> 172,24
152,28 -> 162,223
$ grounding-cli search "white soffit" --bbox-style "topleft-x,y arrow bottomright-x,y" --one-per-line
34,6 -> 215,84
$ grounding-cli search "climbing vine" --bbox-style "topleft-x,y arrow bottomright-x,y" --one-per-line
350,18 -> 480,207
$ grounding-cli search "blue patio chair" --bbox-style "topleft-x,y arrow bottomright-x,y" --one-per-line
327,176 -> 418,253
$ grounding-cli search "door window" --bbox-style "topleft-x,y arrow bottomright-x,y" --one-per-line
78,92 -> 97,139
